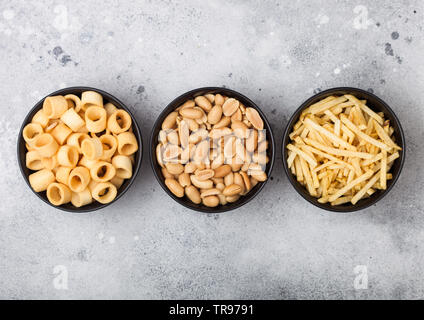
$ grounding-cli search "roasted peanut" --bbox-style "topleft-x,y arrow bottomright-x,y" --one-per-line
194,96 -> 212,112
246,107 -> 264,130
162,112 -> 178,130
200,188 -> 220,198
223,184 -> 242,196
178,172 -> 191,187
185,185 -> 201,204
202,195 -> 219,207
214,164 -> 232,178
165,163 -> 184,175
222,98 -> 239,116
165,178 -> 184,197
208,105 -> 223,125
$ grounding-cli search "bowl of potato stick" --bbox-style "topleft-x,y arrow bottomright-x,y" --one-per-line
18,87 -> 143,213
150,87 -> 275,213
282,87 -> 405,212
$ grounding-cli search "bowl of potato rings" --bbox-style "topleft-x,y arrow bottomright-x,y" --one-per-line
18,87 -> 143,213
282,87 -> 405,212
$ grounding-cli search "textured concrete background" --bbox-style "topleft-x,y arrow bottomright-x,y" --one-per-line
0,0 -> 423,299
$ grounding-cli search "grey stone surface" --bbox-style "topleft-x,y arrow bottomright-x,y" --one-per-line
0,0 -> 423,300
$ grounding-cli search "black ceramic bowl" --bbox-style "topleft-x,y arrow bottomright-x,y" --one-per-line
150,87 -> 275,213
17,86 -> 143,213
282,87 -> 405,212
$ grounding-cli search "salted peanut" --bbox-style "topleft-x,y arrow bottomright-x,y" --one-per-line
195,168 -> 215,181
223,184 -> 242,196
216,182 -> 225,192
240,171 -> 251,192
194,96 -> 212,112
245,107 -> 264,130
158,130 -> 168,144
214,164 -> 232,178
224,172 -> 234,186
208,105 -> 223,125
246,129 -> 258,153
190,175 -> 213,189
215,94 -> 225,106
162,111 -> 178,130
218,194 -> 227,205
211,153 -> 224,169
258,140 -> 268,153
214,116 -> 231,129
178,120 -> 189,149
230,157 -> 243,172
205,94 -> 215,103
231,121 -> 249,139
203,195 -> 219,207
252,152 -> 269,165
194,107 -> 208,124
163,144 -> 182,162
239,104 -> 246,114
200,188 -> 220,198
179,100 -> 195,110
209,127 -> 232,139
231,109 -> 242,122
250,170 -> 267,182
258,130 -> 266,143
167,131 -> 179,145
165,163 -> 184,175
193,140 -> 209,163
233,172 -> 245,194
222,98 -> 240,116
226,195 -> 240,203
243,118 -> 252,128
161,167 -> 174,179
179,107 -> 203,119
178,172 -> 191,187
235,139 -> 248,162
165,178 -> 184,197
212,177 -> 224,184
185,118 -> 199,131
189,128 -> 208,144
184,162 -> 197,174
223,136 -> 236,158
185,185 -> 201,204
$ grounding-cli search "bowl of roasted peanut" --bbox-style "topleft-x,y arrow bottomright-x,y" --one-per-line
282,87 -> 405,212
150,87 -> 275,213
18,87 -> 143,213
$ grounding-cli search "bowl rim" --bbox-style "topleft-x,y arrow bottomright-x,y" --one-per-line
281,86 -> 406,213
17,86 -> 143,213
149,86 -> 276,213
